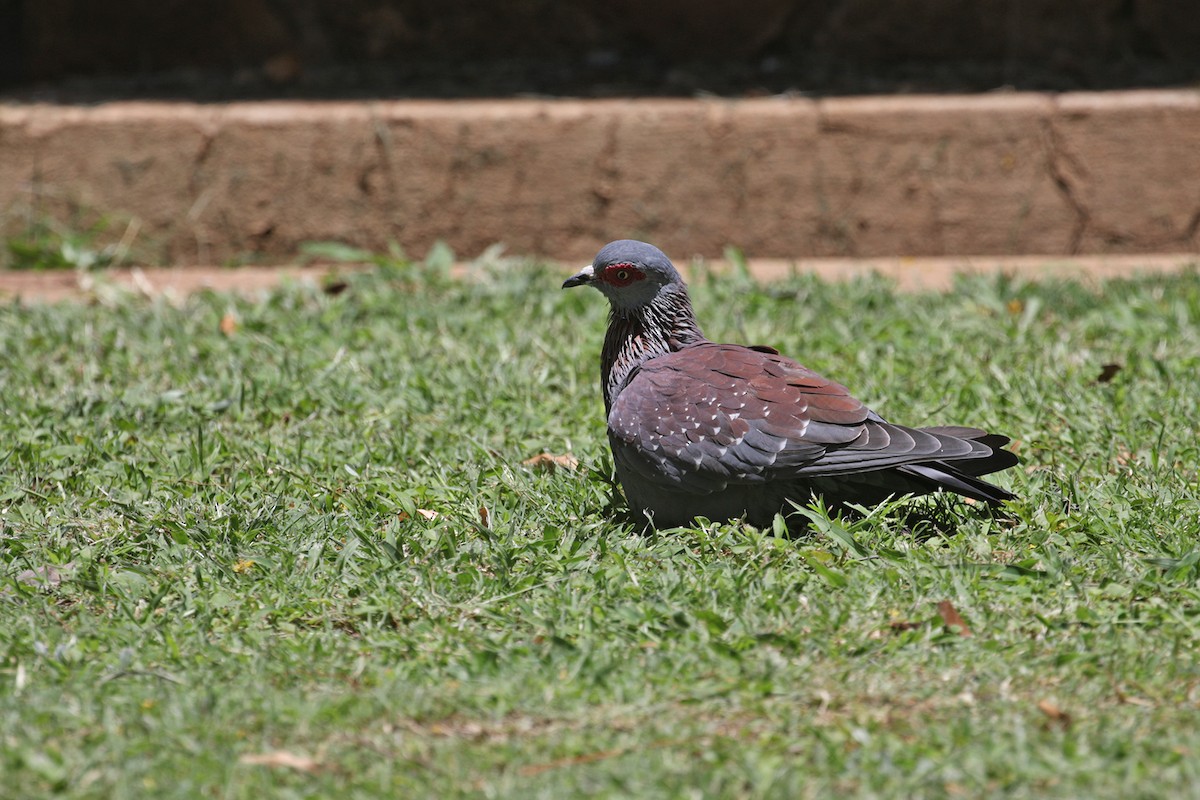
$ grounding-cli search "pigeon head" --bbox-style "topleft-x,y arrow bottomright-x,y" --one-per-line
562,240 -> 686,313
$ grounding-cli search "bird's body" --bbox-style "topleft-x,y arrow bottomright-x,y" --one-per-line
564,240 -> 1018,529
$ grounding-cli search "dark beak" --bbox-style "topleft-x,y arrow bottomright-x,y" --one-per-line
562,265 -> 594,289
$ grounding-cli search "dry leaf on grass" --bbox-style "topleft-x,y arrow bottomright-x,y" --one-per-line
238,750 -> 320,772
1115,687 -> 1154,707
1095,362 -> 1123,384
522,453 -> 579,472
397,509 -> 441,522
888,619 -> 923,632
936,600 -> 973,637
1037,699 -> 1072,729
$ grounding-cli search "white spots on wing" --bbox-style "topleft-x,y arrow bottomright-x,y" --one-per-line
729,412 -> 741,420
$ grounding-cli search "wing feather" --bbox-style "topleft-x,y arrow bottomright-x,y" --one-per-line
609,342 -> 1005,493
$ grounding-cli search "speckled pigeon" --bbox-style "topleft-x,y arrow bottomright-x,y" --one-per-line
563,239 -> 1018,529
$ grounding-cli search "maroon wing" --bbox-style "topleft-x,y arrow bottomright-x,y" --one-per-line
607,342 -> 987,493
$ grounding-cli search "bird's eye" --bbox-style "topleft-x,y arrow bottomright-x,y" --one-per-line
615,270 -> 629,282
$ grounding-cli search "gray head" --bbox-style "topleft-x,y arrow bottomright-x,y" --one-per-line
562,240 -> 687,313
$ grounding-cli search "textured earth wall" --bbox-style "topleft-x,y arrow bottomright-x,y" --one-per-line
4,94 -> 1198,263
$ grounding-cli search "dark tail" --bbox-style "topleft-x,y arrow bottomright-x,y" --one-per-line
900,427 -> 1019,505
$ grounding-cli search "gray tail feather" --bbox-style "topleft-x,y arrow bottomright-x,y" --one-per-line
899,462 -> 1016,506
806,427 -> 1019,509
906,426 -> 1019,504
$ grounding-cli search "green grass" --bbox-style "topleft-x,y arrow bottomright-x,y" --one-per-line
2,254 -> 1199,798
2,213 -> 142,271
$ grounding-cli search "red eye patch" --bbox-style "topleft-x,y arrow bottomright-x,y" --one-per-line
600,263 -> 646,287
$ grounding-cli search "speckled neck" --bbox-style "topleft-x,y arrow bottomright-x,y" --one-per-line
600,287 -> 706,411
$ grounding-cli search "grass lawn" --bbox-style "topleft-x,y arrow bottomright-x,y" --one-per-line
2,254 -> 1199,798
